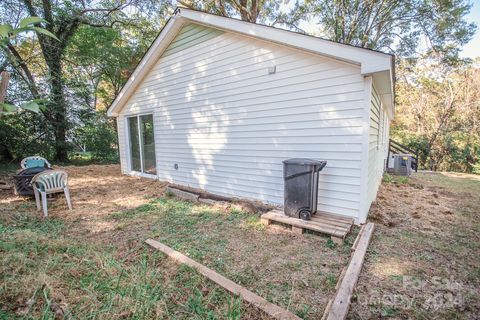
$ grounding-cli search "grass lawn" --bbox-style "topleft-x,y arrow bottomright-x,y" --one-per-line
0,164 -> 355,319
1,164 -> 478,319
350,172 -> 480,319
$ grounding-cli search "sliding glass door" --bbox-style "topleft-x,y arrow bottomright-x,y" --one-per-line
128,114 -> 156,175
140,115 -> 156,174
128,116 -> 141,171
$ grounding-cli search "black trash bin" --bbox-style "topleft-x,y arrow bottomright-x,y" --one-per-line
283,158 -> 327,220
13,167 -> 48,196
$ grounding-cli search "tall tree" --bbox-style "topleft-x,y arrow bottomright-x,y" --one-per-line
1,0 -> 171,162
287,0 -> 476,58
393,58 -> 480,171
17,0 -> 127,160
1,16 -> 58,113
2,0 -> 167,161
177,0 -> 281,23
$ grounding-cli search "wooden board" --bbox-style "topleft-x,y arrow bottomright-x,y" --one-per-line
146,239 -> 302,320
324,223 -> 375,320
261,209 -> 354,239
166,186 -> 199,202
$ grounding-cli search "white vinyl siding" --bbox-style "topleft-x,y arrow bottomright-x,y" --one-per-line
118,23 -> 375,220
117,116 -> 128,174
162,23 -> 224,57
366,85 -> 389,207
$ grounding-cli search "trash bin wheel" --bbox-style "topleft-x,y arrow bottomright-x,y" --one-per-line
299,208 -> 311,221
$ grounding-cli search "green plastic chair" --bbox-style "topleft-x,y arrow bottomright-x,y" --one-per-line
21,156 -> 51,169
32,170 -> 72,217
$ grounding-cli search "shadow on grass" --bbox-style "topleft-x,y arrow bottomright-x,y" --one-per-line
2,195 -> 355,320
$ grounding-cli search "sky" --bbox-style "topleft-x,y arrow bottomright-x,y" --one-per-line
460,1 -> 480,59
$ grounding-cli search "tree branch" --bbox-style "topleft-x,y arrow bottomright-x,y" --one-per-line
42,0 -> 54,25
6,43 -> 40,98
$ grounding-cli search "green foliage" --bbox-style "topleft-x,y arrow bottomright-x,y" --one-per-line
65,25 -> 146,109
383,173 -> 394,183
0,17 -> 55,115
396,176 -> 409,184
0,16 -> 58,44
325,273 -> 337,288
326,238 -> 336,249
226,296 -> 242,320
0,99 -> 47,113
0,24 -> 11,38
473,163 -> 480,175
0,103 -> 15,113
1,1 -> 477,171
383,173 -> 409,184
0,107 -> 118,164
392,58 -> 480,173
0,112 -> 56,161
72,113 -> 118,162
0,1 -> 168,161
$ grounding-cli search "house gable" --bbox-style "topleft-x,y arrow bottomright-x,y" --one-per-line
115,23 -> 368,219
162,23 -> 224,58
107,8 -> 394,117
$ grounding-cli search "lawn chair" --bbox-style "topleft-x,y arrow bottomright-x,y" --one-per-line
20,156 -> 51,169
32,170 -> 72,217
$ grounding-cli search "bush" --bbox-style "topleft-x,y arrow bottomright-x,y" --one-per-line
71,113 -> 118,162
0,112 -> 56,162
473,162 -> 480,175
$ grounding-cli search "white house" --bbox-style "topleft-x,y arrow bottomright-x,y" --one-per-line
107,8 -> 394,224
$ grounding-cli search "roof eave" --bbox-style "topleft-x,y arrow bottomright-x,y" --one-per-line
177,8 -> 393,75
108,7 -> 395,118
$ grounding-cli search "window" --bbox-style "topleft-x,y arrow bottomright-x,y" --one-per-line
127,114 -> 156,175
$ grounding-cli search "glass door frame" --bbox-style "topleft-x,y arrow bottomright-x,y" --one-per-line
126,113 -> 157,176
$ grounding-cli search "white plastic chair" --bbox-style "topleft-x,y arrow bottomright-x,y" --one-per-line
31,170 -> 72,217
21,156 -> 51,169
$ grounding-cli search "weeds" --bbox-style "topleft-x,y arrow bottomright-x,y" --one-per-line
383,173 -> 394,183
326,238 -> 336,249
226,296 -> 242,320
1,183 -> 354,320
325,274 -> 337,288
383,173 -> 409,184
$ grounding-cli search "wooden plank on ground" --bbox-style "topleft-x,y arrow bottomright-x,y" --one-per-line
351,225 -> 365,252
309,220 -> 350,233
315,212 -> 355,224
325,223 -> 375,320
166,186 -> 199,202
266,210 -> 353,230
311,215 -> 353,229
145,239 -> 301,320
262,211 -> 349,238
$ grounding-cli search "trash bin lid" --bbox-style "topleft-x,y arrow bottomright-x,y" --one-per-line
283,158 -> 325,165
16,167 -> 47,176
283,158 -> 327,172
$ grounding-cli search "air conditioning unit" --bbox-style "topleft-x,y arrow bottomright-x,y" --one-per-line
391,154 -> 413,176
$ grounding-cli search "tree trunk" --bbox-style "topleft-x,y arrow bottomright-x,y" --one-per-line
47,56 -> 69,162
0,71 -> 10,103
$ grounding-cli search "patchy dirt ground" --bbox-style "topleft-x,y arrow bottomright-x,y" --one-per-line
1,165 -> 478,319
349,173 -> 480,319
0,164 -> 355,319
